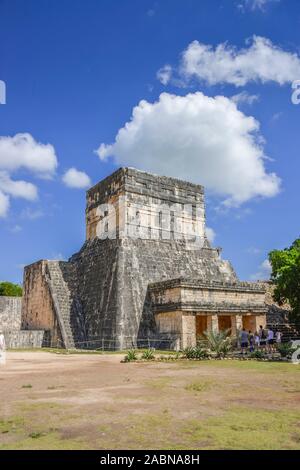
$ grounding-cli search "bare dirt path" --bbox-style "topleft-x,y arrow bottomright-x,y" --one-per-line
0,351 -> 300,449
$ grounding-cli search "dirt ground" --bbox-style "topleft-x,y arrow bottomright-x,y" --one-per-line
1,351 -> 300,450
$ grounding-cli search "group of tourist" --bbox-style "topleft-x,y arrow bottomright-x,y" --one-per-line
239,325 -> 282,354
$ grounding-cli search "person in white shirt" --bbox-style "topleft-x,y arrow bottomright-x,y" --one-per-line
254,331 -> 260,350
0,329 -> 6,365
276,331 -> 282,345
267,328 -> 274,353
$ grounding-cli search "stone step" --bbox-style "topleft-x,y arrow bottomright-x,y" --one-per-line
47,262 -> 76,349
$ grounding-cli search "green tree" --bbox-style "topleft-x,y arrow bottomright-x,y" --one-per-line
269,238 -> 300,322
0,281 -> 23,297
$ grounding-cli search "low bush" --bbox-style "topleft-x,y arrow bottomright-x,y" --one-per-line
277,342 -> 297,358
250,350 -> 265,359
141,348 -> 155,360
183,344 -> 210,360
123,349 -> 138,362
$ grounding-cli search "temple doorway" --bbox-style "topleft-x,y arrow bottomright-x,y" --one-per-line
242,315 -> 256,333
196,315 -> 207,339
218,315 -> 232,333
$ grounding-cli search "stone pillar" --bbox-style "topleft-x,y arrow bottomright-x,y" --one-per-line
254,315 -> 267,331
181,314 -> 196,349
207,314 -> 219,333
231,314 -> 243,337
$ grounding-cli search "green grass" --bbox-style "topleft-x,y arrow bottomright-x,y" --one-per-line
180,408 -> 300,450
185,380 -> 213,393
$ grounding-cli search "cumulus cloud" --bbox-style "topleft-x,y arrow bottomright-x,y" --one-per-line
250,258 -> 272,280
62,168 -> 91,189
231,91 -> 259,106
0,133 -> 58,217
0,133 -> 57,178
156,65 -> 172,85
161,36 -> 300,87
96,92 -> 280,207
0,171 -> 37,201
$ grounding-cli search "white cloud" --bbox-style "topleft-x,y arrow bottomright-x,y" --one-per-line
250,258 -> 272,280
174,36 -> 300,87
238,0 -> 280,12
96,92 -> 280,207
0,191 -> 9,218
0,133 -> 58,217
156,65 -> 172,85
231,91 -> 259,106
0,133 -> 57,178
62,168 -> 91,189
0,171 -> 37,201
206,227 -> 216,244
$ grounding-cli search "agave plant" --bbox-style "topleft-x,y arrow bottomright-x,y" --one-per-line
183,344 -> 210,360
203,328 -> 233,358
141,348 -> 155,360
124,349 -> 138,362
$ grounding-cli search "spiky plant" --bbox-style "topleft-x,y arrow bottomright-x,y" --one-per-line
183,344 -> 210,360
203,328 -> 233,358
141,348 -> 155,360
124,349 -> 138,362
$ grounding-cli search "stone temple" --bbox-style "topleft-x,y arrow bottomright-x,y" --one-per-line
22,167 -> 267,350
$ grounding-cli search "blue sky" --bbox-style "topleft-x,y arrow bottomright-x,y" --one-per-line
0,0 -> 299,284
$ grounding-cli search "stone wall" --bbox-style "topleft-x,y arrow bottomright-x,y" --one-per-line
0,296 -> 22,331
149,278 -> 267,314
22,261 -> 63,347
0,295 -> 45,348
4,330 -> 45,349
86,167 -> 206,245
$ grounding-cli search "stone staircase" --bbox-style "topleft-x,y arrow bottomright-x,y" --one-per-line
46,261 -> 76,349
267,322 -> 300,343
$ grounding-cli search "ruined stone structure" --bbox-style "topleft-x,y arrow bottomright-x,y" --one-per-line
0,296 -> 44,348
22,168 -> 267,349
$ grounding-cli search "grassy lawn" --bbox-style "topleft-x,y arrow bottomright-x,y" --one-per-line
0,353 -> 299,450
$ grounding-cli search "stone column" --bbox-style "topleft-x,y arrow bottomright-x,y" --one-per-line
231,314 -> 243,337
207,314 -> 219,333
181,314 -> 196,349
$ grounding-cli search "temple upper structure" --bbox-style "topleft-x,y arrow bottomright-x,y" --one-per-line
22,167 -> 267,350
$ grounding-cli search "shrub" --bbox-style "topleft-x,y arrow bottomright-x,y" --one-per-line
250,350 -> 265,359
203,329 -> 233,358
123,349 -> 138,362
277,342 -> 297,358
141,348 -> 155,360
183,344 -> 210,360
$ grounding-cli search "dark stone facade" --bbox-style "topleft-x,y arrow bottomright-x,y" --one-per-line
22,167 -> 267,349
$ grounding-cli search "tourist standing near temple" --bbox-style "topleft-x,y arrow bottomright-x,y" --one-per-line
0,329 -> 6,365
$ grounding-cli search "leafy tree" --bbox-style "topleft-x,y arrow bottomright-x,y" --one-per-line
0,281 -> 23,297
269,238 -> 300,322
